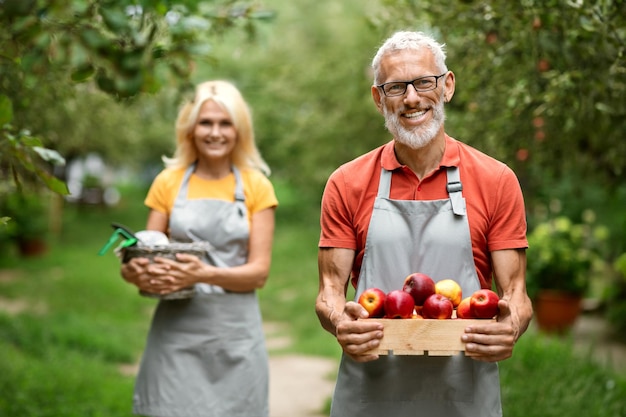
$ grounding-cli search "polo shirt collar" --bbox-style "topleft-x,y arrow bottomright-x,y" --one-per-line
440,135 -> 461,168
381,135 -> 461,171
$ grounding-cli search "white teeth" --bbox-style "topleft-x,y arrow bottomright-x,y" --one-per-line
405,110 -> 426,119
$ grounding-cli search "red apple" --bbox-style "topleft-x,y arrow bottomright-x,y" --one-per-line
532,16 -> 542,30
384,290 -> 414,319
537,59 -> 550,72
470,289 -> 500,318
435,279 -> 463,307
456,296 -> 473,319
402,272 -> 436,306
421,294 -> 454,319
357,288 -> 386,318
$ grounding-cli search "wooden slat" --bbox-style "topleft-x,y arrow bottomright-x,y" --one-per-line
363,318 -> 494,356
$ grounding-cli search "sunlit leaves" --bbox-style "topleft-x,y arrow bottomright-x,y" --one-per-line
0,0 -> 275,195
1,126 -> 69,195
374,0 -> 626,188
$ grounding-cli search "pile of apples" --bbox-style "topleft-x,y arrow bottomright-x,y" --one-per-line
358,272 -> 500,320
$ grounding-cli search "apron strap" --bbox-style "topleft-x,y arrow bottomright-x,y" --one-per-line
446,166 -> 466,216
173,163 -> 196,209
231,166 -> 248,218
176,163 -> 246,202
377,167 -> 392,198
377,166 -> 466,216
232,166 -> 246,202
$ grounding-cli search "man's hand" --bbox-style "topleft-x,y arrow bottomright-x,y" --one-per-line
461,299 -> 517,362
463,248 -> 533,362
335,301 -> 384,362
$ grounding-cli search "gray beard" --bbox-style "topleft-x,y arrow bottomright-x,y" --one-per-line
383,98 -> 446,149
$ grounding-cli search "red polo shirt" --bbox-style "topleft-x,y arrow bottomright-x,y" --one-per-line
319,135 -> 528,289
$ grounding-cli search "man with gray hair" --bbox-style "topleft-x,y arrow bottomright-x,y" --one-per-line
316,31 -> 533,416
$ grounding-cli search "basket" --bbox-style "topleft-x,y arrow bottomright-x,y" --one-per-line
122,241 -> 213,300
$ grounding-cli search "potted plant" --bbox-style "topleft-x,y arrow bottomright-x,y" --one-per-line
526,213 -> 609,333
0,191 -> 50,257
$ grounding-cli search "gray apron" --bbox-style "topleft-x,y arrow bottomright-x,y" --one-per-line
330,167 -> 501,417
133,165 -> 269,417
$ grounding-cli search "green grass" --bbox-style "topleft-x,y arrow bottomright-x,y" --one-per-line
0,343 -> 136,417
260,219 -> 343,357
500,331 -> 626,417
0,184 -> 625,416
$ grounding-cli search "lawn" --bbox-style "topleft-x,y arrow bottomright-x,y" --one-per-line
0,184 -> 624,416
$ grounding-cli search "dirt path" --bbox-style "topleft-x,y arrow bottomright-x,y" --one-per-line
571,314 -> 626,373
268,354 -> 336,417
264,322 -> 337,417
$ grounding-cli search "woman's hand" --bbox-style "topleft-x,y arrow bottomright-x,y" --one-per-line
121,256 -> 178,294
146,254 -> 210,293
121,257 -> 156,292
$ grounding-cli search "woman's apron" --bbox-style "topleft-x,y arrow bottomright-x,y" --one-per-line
330,167 -> 501,417
133,165 -> 269,417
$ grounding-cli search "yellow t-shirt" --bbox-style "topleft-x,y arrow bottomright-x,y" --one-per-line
144,166 -> 278,222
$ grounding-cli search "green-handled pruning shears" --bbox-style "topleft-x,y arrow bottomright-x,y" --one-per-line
97,223 -> 138,256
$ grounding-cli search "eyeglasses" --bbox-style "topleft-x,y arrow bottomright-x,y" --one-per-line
377,73 -> 447,97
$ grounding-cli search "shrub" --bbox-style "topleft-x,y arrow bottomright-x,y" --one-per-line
526,212 -> 610,299
606,253 -> 626,338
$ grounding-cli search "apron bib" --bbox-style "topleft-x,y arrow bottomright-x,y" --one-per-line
133,165 -> 269,417
330,167 -> 501,417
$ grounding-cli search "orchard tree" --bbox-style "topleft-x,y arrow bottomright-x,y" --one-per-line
205,0 -> 384,201
373,0 -> 626,211
0,0 -> 274,200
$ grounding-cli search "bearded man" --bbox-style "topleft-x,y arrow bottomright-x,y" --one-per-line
315,31 -> 533,417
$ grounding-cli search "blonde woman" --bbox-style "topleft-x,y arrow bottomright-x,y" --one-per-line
121,80 -> 277,417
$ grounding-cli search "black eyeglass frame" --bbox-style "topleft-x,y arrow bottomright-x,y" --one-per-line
377,73 -> 448,97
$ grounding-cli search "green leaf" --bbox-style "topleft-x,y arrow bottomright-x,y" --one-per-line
0,95 -> 14,125
95,71 -> 116,94
152,45 -> 167,59
69,42 -> 91,68
250,10 -> 277,21
36,171 -> 70,195
13,148 -> 36,172
120,51 -> 144,72
70,63 -> 96,82
100,7 -> 131,32
80,28 -> 109,49
33,147 -> 66,166
20,135 -> 43,147
114,73 -> 144,97
595,102 -> 614,114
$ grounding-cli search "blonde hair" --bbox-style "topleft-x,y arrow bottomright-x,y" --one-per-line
163,80 -> 271,176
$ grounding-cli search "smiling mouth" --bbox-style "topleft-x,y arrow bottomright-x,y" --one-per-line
202,139 -> 225,145
403,109 -> 428,119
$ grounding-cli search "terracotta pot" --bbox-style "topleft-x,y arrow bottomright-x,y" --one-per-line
534,289 -> 582,334
17,238 -> 48,257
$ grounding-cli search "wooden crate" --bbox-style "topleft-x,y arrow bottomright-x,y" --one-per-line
363,318 -> 493,356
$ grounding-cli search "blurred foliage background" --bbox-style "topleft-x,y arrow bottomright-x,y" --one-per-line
1,0 -> 626,362
1,1 -> 626,415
